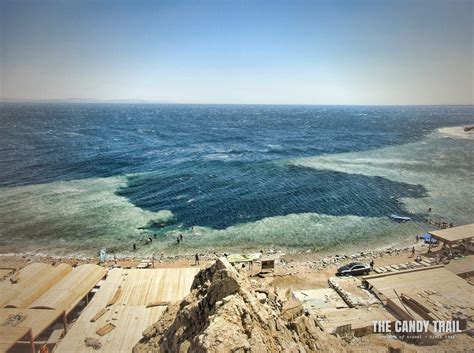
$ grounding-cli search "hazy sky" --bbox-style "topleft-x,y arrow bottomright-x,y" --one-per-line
1,0 -> 472,104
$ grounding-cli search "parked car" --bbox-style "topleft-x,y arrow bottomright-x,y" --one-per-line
336,262 -> 370,276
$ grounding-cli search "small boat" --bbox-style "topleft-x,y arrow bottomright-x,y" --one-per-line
390,214 -> 411,222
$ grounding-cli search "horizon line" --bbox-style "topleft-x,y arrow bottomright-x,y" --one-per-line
1,98 -> 473,107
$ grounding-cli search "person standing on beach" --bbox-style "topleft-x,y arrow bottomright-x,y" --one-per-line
370,259 -> 374,270
179,233 -> 183,242
176,236 -> 180,244
195,253 -> 200,265
411,246 -> 415,257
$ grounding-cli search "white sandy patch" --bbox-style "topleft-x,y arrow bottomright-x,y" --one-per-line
438,126 -> 474,140
0,176 -> 174,255
290,131 -> 473,226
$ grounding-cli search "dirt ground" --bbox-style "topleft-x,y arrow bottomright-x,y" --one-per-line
1,243 -> 472,353
264,247 -> 474,353
346,333 -> 474,353
269,247 -> 432,291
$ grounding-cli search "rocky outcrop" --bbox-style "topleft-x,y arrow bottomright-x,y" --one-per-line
133,258 -> 345,353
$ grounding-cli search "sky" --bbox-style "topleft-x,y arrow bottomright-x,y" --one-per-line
0,0 -> 473,105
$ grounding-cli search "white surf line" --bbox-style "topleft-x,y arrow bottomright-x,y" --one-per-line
437,125 -> 474,140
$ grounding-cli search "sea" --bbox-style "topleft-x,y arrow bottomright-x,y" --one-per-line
0,103 -> 472,257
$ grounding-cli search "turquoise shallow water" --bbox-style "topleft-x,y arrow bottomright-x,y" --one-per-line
0,104 -> 472,256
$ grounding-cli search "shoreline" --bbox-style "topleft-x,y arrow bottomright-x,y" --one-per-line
0,240 -> 428,272
0,221 -> 422,260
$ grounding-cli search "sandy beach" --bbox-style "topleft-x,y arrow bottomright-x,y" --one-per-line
1,227 -> 473,353
0,240 -> 425,273
0,238 -> 454,288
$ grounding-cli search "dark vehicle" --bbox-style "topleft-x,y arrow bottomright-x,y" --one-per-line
336,262 -> 370,276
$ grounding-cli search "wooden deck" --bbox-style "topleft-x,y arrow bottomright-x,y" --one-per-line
55,267 -> 199,353
0,326 -> 33,353
429,223 -> 474,244
365,267 -> 474,330
5,264 -> 71,309
29,264 -> 107,314
0,308 -> 64,340
0,263 -> 71,308
445,255 -> 474,277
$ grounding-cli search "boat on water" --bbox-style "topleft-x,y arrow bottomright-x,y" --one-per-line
390,214 -> 411,222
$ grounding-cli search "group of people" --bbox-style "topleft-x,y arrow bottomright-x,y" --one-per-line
425,208 -> 454,229
426,219 -> 454,229
132,234 -> 159,250
133,232 -> 184,251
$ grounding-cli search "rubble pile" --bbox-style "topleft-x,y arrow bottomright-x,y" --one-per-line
134,258 -> 345,353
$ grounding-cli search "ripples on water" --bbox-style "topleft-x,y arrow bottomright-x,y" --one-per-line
0,104 -> 472,255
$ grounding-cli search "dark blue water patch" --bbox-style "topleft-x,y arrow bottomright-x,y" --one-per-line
1,103 -> 473,187
117,161 -> 428,229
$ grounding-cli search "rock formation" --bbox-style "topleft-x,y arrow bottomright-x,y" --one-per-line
133,258 -> 345,353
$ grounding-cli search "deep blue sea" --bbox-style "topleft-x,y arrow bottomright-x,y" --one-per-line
0,104 -> 472,256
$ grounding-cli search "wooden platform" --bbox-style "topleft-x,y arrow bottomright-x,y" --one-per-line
445,255 -> 474,277
5,264 -> 71,309
29,264 -> 107,314
55,267 -> 199,353
0,326 -> 33,353
0,308 -> 64,340
365,266 -> 474,330
0,263 -> 71,308
429,223 -> 474,245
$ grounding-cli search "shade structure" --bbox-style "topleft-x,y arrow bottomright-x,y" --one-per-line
0,263 -> 71,308
429,223 -> 474,245
29,264 -> 107,314
0,308 -> 64,339
364,266 -> 474,329
0,326 -> 33,353
55,267 -> 199,353
4,263 -> 71,309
